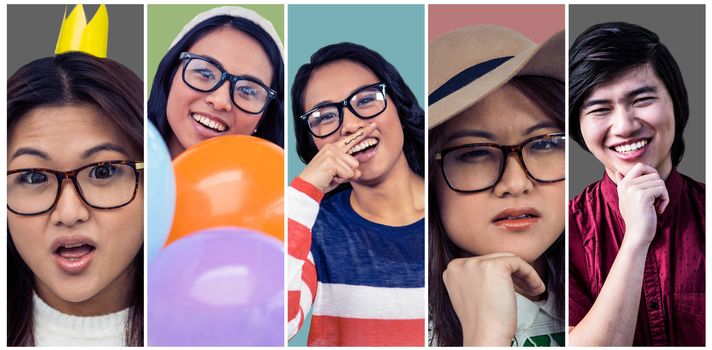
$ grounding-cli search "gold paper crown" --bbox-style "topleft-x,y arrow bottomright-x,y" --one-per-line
54,4 -> 109,58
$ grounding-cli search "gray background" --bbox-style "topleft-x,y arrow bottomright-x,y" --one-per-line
8,4 -> 143,78
569,5 -> 705,197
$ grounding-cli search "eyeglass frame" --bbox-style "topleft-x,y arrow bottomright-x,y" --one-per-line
435,132 -> 566,193
179,52 -> 277,115
7,160 -> 144,216
299,82 -> 388,138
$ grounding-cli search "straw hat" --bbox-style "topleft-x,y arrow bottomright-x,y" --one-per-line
429,25 -> 564,129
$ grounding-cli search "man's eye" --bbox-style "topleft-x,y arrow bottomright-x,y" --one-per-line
587,107 -> 610,116
633,97 -> 656,106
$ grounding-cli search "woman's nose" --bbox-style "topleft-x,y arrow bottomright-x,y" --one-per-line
493,154 -> 534,197
340,108 -> 367,136
49,180 -> 90,227
204,82 -> 233,112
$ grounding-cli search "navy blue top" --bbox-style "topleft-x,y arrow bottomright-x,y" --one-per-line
310,189 -> 424,288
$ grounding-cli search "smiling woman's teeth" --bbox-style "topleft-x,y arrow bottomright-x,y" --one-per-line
348,138 -> 378,155
614,140 -> 648,153
192,113 -> 226,132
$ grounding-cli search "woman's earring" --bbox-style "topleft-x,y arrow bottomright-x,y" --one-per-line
253,128 -> 258,134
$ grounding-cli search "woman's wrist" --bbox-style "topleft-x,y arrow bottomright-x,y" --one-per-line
461,319 -> 513,347
296,170 -> 326,193
462,327 -> 512,347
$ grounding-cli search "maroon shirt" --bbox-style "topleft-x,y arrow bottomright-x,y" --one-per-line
569,169 -> 705,346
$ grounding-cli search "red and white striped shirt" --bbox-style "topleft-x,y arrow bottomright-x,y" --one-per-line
287,177 -> 425,346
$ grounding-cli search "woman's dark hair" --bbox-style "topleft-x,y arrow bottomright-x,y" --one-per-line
7,52 -> 144,346
148,15 -> 284,148
429,76 -> 565,346
570,21 -> 689,167
291,42 -> 425,183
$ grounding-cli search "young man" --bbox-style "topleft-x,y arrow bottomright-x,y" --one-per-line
568,22 -> 704,346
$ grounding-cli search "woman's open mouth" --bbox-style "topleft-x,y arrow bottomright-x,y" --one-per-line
191,112 -> 229,137
347,137 -> 379,162
492,207 -> 541,232
52,239 -> 96,274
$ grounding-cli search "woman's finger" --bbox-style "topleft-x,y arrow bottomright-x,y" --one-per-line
498,256 -> 545,296
331,160 -> 355,180
334,149 -> 360,169
333,157 -> 358,179
336,122 -> 378,153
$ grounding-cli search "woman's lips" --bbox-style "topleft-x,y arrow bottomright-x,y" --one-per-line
348,137 -> 379,163
492,207 -> 541,232
190,112 -> 229,139
53,248 -> 95,274
51,237 -> 97,274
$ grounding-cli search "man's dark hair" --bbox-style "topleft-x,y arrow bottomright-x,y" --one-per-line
569,21 -> 689,166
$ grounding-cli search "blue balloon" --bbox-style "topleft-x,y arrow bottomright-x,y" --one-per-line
147,122 -> 175,264
148,228 -> 284,346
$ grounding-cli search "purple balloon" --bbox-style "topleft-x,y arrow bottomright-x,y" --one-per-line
148,228 -> 284,346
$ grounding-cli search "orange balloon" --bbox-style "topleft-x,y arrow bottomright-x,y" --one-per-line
166,136 -> 284,246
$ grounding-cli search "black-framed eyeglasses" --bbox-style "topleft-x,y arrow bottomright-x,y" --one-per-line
7,160 -> 144,216
180,52 -> 277,114
300,82 -> 388,138
435,133 -> 565,193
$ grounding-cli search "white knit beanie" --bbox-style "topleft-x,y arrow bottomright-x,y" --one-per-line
169,6 -> 283,58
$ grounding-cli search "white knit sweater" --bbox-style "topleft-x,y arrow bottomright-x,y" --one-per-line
33,293 -> 129,346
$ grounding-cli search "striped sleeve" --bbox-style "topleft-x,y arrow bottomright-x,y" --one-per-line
287,177 -> 323,339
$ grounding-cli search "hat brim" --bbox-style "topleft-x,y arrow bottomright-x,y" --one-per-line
429,30 -> 564,130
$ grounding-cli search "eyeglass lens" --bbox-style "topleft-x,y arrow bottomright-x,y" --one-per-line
8,163 -> 138,214
305,85 -> 386,137
442,135 -> 565,191
183,57 -> 271,114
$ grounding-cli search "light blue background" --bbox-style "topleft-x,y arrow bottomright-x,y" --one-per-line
287,5 -> 424,346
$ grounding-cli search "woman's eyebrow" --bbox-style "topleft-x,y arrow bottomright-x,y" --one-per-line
10,147 -> 51,161
198,54 -> 269,85
81,142 -> 130,159
310,100 -> 336,110
523,121 -> 560,136
309,83 -> 378,110
197,53 -> 223,66
241,74 -> 268,84
446,129 -> 497,142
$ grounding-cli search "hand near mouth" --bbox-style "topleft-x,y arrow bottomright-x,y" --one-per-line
442,252 -> 545,346
615,162 -> 670,247
299,123 -> 378,193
